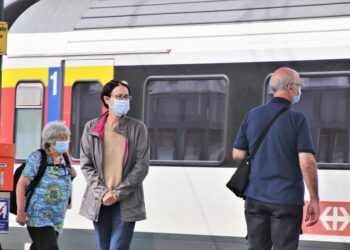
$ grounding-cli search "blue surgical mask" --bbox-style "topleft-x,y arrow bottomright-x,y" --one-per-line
54,141 -> 69,154
111,99 -> 130,117
293,87 -> 301,104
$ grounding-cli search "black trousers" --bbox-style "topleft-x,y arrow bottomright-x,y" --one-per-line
27,226 -> 59,250
245,197 -> 303,250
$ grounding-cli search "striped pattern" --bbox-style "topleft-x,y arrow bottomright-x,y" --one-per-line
75,0 -> 350,29
10,0 -> 350,32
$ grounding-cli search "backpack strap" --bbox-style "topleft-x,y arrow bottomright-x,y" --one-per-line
62,152 -> 71,169
26,149 -> 48,194
24,149 -> 48,211
62,152 -> 76,181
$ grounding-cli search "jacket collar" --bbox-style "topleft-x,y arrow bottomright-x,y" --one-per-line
92,112 -> 127,139
270,97 -> 291,107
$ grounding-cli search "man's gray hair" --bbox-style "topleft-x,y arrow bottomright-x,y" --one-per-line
41,121 -> 70,149
269,67 -> 298,93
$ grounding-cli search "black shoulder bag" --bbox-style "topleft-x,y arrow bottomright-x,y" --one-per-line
226,107 -> 289,198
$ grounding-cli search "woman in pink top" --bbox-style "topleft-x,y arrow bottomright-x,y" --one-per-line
79,80 -> 150,250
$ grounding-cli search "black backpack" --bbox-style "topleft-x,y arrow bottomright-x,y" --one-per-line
10,149 -> 71,215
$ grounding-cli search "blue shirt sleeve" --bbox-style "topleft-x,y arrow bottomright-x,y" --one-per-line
297,116 -> 316,154
21,151 -> 42,180
234,113 -> 249,150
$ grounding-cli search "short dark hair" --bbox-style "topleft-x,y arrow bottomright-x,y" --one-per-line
100,80 -> 131,109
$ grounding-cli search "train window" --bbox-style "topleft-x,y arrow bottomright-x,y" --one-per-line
15,82 -> 44,160
70,81 -> 102,160
265,75 -> 350,166
145,76 -> 228,165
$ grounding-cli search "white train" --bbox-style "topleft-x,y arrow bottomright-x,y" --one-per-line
1,0 -> 350,249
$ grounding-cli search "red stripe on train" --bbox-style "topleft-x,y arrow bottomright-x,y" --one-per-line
0,88 -> 15,143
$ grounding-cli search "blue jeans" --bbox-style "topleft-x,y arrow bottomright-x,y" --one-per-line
93,203 -> 135,250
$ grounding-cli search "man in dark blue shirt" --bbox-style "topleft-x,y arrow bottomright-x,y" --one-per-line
233,67 -> 319,250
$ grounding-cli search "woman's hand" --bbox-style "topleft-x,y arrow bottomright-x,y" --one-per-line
70,167 -> 77,178
16,210 -> 26,226
102,191 -> 117,206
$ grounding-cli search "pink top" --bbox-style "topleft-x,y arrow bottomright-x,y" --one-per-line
92,113 -> 128,164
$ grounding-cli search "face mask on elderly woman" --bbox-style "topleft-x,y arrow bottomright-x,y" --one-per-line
54,140 -> 69,154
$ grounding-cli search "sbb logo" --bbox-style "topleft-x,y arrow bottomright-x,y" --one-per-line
303,201 -> 350,236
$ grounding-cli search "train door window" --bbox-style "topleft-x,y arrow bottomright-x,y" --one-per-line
15,82 -> 44,160
265,74 -> 350,167
70,81 -> 102,160
144,76 -> 228,165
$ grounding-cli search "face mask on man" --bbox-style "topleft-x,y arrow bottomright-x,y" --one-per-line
111,99 -> 130,117
55,140 -> 69,154
292,87 -> 301,104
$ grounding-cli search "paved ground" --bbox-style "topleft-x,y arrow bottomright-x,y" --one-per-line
1,228 -> 350,250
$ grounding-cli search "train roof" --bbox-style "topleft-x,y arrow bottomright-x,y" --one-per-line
5,0 -> 350,66
10,0 -> 350,33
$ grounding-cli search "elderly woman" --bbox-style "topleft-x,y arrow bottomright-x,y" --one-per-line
16,121 -> 76,250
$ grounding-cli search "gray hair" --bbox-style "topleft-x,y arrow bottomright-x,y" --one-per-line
269,67 -> 299,93
41,121 -> 70,149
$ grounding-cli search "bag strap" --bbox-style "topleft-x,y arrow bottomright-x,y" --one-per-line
250,107 -> 289,158
62,152 -> 75,181
25,149 -> 48,196
24,149 -> 48,212
62,152 -> 71,169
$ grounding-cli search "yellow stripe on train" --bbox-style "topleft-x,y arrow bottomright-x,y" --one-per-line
2,65 -> 113,88
2,68 -> 49,88
64,66 -> 113,87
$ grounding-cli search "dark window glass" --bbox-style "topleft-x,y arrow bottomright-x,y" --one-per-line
70,81 -> 102,160
15,83 -> 43,160
145,77 -> 228,165
266,75 -> 350,165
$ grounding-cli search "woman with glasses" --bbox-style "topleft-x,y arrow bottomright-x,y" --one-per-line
16,121 -> 76,250
79,80 -> 150,250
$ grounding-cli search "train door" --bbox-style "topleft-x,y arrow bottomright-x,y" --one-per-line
1,67 -> 48,161
63,59 -> 114,160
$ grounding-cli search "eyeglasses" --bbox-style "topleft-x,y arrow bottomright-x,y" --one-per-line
55,139 -> 70,143
111,94 -> 132,101
55,140 -> 70,144
290,82 -> 304,89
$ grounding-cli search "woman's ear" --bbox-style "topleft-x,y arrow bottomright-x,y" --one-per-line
103,96 -> 111,105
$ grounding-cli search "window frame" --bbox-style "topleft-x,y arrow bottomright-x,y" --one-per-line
263,71 -> 350,170
143,75 -> 229,167
14,80 -> 45,161
70,80 -> 103,161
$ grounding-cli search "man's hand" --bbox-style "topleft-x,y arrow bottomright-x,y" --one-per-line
102,191 -> 117,206
232,148 -> 247,161
305,199 -> 320,227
